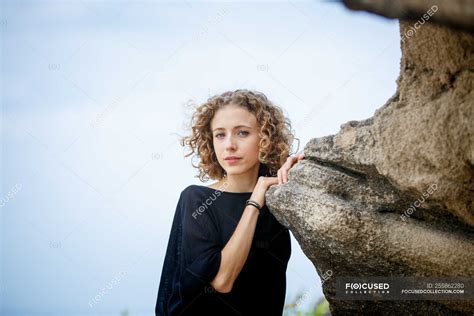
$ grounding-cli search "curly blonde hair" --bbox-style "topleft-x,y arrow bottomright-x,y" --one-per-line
180,89 -> 295,182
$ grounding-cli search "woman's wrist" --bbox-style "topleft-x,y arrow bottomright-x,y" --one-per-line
244,203 -> 260,216
249,193 -> 264,209
245,199 -> 261,212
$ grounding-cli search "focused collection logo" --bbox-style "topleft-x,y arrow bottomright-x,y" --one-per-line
336,277 -> 472,300
345,282 -> 390,294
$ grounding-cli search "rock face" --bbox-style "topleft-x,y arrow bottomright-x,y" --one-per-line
266,2 -> 474,315
343,0 -> 474,32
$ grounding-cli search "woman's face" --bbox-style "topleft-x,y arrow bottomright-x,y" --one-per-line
210,104 -> 261,178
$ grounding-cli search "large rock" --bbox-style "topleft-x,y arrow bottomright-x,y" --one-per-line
343,0 -> 474,32
266,3 -> 474,315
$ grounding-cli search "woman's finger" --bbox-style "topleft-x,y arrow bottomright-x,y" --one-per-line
283,155 -> 304,183
266,176 -> 279,187
291,154 -> 304,162
282,164 -> 288,183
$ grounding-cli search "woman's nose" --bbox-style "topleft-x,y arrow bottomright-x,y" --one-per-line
224,136 -> 237,150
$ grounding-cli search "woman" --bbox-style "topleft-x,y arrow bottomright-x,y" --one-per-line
155,89 -> 305,315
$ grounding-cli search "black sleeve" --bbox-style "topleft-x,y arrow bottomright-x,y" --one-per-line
155,194 -> 184,316
155,187 -> 222,316
179,188 -> 223,301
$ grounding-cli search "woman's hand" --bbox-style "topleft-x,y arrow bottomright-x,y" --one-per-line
277,153 -> 305,185
249,176 -> 279,209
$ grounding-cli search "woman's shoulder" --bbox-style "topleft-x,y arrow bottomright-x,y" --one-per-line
178,184 -> 222,224
181,184 -> 213,197
178,184 -> 221,206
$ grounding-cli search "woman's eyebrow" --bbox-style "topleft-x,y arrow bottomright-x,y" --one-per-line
213,125 -> 252,132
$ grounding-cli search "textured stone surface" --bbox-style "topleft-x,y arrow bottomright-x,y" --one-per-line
266,4 -> 474,316
343,0 -> 474,32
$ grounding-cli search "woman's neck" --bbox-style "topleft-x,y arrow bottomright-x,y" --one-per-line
212,166 -> 260,193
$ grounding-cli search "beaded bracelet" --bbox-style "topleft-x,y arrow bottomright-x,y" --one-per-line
245,199 -> 261,212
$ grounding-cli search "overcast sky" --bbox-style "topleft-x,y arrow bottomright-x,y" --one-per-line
1,1 -> 401,315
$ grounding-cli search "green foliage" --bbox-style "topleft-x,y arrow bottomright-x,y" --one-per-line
120,309 -> 129,316
283,294 -> 330,316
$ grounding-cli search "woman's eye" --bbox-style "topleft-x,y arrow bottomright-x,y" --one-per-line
215,131 -> 248,138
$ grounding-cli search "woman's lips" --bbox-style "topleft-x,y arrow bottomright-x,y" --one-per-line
225,158 -> 242,164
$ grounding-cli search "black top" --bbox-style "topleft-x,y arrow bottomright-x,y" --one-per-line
155,184 -> 291,315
